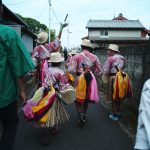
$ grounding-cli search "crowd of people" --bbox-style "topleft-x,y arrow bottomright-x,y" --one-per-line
0,1 -> 149,149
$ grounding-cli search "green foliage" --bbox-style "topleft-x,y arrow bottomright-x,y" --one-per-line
16,13 -> 56,41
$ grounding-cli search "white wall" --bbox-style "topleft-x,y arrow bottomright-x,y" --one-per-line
89,29 -> 141,38
9,25 -> 21,37
89,30 -> 99,37
109,30 -> 141,37
8,25 -> 33,53
22,34 -> 33,53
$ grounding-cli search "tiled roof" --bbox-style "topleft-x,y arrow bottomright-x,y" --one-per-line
89,36 -> 148,41
86,20 -> 144,29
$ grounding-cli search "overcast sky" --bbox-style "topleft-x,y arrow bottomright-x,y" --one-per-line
3,0 -> 150,49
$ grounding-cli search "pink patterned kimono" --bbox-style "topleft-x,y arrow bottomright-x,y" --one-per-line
67,49 -> 103,102
32,38 -> 61,86
103,53 -> 126,102
103,53 -> 126,74
32,38 -> 61,59
68,49 -> 103,75
44,67 -> 68,90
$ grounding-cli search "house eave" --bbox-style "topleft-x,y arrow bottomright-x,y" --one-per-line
2,4 -> 29,28
89,36 -> 149,44
22,27 -> 37,38
87,27 -> 145,30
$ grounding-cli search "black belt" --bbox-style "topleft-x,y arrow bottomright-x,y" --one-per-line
110,73 -> 116,76
76,72 -> 81,76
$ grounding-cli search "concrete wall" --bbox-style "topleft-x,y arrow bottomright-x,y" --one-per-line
109,30 -> 141,37
95,42 -> 150,110
22,34 -> 34,53
89,30 -> 142,38
9,25 -> 21,37
9,25 -> 34,53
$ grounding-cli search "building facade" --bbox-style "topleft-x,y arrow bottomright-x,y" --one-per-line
86,13 -> 148,44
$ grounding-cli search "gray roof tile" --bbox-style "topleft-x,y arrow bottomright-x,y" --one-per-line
86,20 -> 144,29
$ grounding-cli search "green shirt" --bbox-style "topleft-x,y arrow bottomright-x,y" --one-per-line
0,25 -> 35,108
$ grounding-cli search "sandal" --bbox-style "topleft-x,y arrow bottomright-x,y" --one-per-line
50,127 -> 60,135
78,113 -> 85,127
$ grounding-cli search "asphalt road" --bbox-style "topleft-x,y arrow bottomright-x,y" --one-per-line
14,102 -> 134,150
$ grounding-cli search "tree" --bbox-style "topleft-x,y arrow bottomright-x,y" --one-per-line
16,13 -> 56,41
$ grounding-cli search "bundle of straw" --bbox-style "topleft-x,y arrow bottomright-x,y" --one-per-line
35,97 -> 69,128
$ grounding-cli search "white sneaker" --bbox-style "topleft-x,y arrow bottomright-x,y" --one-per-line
109,114 -> 119,121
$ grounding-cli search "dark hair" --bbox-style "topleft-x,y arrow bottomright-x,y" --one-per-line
109,49 -> 118,54
51,62 -> 61,67
81,45 -> 94,53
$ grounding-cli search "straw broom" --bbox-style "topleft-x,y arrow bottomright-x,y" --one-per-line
37,97 -> 69,128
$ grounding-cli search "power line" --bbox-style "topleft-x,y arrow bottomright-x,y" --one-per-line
37,3 -> 47,20
5,0 -> 33,5
51,6 -> 60,25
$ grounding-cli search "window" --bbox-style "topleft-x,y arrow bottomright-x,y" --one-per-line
100,30 -> 108,36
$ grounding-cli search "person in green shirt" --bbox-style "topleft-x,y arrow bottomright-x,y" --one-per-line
0,2 -> 35,150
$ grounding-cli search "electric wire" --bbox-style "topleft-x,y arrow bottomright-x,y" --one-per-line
6,0 -> 33,5
51,6 -> 60,25
37,3 -> 47,20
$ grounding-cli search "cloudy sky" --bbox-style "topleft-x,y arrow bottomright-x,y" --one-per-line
3,0 -> 150,49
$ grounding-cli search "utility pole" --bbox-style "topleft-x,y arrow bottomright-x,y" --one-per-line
48,0 -> 51,43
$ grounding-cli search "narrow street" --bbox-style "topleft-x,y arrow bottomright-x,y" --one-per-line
1,1 -> 150,150
14,101 -> 134,150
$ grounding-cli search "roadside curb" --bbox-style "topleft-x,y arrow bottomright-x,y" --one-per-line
100,94 -> 135,142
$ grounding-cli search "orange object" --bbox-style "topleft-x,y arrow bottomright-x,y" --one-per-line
66,71 -> 74,81
113,70 -> 133,100
76,73 -> 86,103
